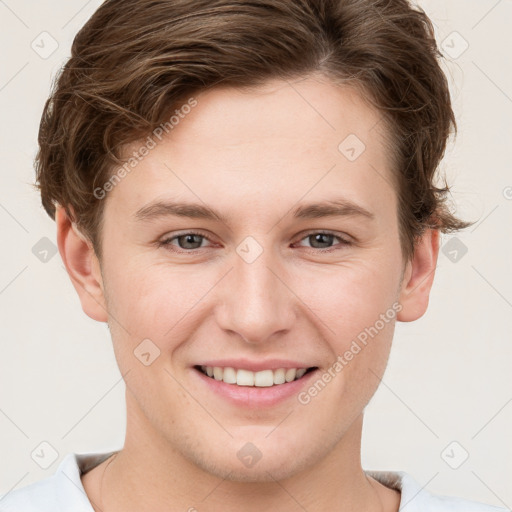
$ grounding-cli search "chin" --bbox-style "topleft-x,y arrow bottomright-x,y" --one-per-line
197,456 -> 307,483
183,440 -> 319,483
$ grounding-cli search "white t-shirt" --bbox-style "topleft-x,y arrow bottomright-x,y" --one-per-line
0,452 -> 507,511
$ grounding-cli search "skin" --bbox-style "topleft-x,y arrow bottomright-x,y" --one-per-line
57,75 -> 439,512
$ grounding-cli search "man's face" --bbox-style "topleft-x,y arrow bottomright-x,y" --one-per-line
89,76 -> 410,480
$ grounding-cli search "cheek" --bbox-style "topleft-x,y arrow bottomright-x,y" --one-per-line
298,258 -> 401,341
104,259 -> 204,331
296,258 -> 400,399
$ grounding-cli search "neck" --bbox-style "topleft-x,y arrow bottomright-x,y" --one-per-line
94,406 -> 393,512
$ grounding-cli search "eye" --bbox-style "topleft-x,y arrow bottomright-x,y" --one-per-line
158,231 -> 212,251
158,229 -> 352,254
294,231 -> 352,251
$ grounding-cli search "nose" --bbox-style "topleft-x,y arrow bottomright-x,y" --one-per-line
215,244 -> 297,344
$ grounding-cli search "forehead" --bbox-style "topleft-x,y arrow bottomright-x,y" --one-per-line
171,76 -> 388,155
106,76 -> 396,226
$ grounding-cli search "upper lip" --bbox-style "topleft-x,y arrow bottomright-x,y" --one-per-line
195,359 -> 318,372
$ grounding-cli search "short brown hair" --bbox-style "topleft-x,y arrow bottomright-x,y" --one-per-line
35,0 -> 473,262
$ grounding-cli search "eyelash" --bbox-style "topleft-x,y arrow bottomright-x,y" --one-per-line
158,230 -> 353,254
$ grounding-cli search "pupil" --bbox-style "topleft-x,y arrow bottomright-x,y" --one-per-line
180,234 -> 202,249
311,233 -> 332,248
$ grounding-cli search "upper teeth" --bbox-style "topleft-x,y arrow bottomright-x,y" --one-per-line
201,366 -> 308,387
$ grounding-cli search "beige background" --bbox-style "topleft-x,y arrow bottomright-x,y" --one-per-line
0,0 -> 511,507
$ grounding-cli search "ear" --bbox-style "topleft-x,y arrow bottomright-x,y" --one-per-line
56,206 -> 108,322
396,228 -> 440,322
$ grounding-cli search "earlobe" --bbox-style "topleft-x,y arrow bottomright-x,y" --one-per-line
396,229 -> 440,322
56,206 -> 109,323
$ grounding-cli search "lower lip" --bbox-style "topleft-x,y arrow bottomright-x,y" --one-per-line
193,368 -> 319,409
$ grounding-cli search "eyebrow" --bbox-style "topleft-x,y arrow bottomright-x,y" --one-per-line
133,198 -> 375,223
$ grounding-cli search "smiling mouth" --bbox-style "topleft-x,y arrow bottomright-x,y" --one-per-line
194,365 -> 318,387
